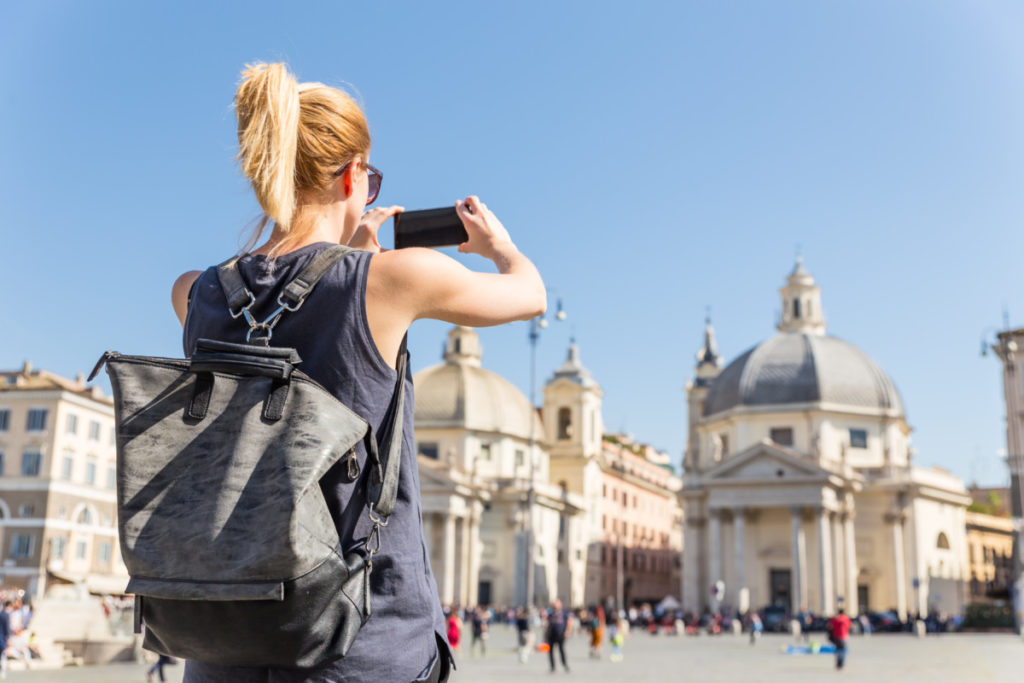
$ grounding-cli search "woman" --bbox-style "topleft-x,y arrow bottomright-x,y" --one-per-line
170,62 -> 545,683
445,607 -> 462,655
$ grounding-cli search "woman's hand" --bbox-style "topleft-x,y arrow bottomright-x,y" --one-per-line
347,205 -> 404,253
455,196 -> 516,262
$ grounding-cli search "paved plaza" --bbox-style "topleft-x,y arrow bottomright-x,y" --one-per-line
4,629 -> 1021,682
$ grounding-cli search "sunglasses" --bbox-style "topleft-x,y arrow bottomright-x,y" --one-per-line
334,159 -> 383,206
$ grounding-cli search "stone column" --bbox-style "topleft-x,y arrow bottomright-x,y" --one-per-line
843,512 -> 859,614
459,516 -> 472,605
442,514 -> 456,605
790,507 -> 807,613
708,509 -> 722,610
887,512 -> 908,622
423,512 -> 437,566
682,517 -> 702,613
468,501 -> 482,606
816,507 -> 835,614
831,512 -> 844,608
733,508 -> 746,608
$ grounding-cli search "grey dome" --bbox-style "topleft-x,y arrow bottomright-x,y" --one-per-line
703,332 -> 904,417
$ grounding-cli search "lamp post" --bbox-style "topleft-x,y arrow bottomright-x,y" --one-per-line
524,298 -> 566,612
983,324 -> 1024,632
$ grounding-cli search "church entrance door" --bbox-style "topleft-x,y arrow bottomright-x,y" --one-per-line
769,568 -> 791,607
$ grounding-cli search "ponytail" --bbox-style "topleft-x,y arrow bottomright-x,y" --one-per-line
235,62 -> 300,231
233,61 -> 371,259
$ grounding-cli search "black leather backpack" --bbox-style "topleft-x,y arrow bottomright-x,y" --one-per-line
89,245 -> 405,667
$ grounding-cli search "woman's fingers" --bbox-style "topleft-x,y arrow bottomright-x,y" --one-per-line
348,205 -> 404,252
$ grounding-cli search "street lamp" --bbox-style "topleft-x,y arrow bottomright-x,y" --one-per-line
982,324 -> 1024,632
524,297 -> 566,611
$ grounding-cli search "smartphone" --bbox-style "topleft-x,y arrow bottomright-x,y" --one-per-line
393,207 -> 469,249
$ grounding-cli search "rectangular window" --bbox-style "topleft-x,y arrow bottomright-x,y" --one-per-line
98,542 -> 112,564
66,413 -> 78,435
106,466 -> 116,490
770,427 -> 794,447
10,534 -> 35,559
515,449 -> 525,467
419,443 -> 438,460
21,450 -> 42,476
480,443 -> 492,461
76,541 -> 88,560
88,420 -> 101,441
849,429 -> 868,449
0,408 -> 9,432
0,451 -> 5,475
62,451 -> 74,480
85,458 -> 97,485
52,536 -> 67,559
26,408 -> 48,432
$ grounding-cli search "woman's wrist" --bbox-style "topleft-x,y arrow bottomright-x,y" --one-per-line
485,240 -> 521,272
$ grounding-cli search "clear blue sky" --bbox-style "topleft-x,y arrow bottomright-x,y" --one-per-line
2,1 -> 1021,486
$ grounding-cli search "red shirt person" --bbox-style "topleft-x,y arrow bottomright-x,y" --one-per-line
827,609 -> 853,670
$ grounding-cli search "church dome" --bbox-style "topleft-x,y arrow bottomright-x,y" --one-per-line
703,332 -> 904,418
414,326 -> 541,439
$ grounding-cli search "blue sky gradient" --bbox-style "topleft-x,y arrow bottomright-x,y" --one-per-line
2,1 -> 1021,485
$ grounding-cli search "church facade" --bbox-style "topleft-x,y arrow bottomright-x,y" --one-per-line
413,326 -> 682,610
681,261 -> 971,619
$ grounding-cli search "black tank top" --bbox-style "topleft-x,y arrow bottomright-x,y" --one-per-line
182,243 -> 449,682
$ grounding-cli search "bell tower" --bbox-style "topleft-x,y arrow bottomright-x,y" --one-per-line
684,314 -> 722,474
542,340 -> 604,460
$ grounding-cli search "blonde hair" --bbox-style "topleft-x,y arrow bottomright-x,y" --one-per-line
234,62 -> 370,258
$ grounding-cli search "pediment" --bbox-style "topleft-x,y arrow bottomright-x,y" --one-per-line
703,440 -> 832,482
417,458 -> 461,489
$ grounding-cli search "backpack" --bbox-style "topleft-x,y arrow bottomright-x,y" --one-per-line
88,245 -> 407,668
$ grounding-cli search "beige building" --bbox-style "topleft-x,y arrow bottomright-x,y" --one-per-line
682,260 -> 971,619
542,346 -> 682,609
413,328 -> 683,610
414,327 -> 586,608
966,511 -> 1013,603
0,362 -> 128,598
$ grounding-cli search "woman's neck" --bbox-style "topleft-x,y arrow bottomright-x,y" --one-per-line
252,201 -> 354,256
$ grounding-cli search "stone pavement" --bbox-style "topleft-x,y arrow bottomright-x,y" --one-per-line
4,628 -> 1021,682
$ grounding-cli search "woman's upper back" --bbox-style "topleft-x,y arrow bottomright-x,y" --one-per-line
184,243 -> 398,413
181,242 -> 448,681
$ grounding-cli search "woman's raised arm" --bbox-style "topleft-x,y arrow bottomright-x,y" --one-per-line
365,196 -> 546,362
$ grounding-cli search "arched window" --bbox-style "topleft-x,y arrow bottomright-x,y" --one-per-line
936,532 -> 950,550
557,407 -> 572,440
793,298 -> 801,318
78,507 -> 93,525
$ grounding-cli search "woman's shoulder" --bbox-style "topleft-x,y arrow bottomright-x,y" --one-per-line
171,270 -> 205,326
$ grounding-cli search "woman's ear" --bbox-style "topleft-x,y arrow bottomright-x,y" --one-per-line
339,157 -> 362,198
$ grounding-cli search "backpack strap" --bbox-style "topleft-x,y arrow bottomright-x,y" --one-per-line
215,245 -> 356,343
366,334 -> 409,520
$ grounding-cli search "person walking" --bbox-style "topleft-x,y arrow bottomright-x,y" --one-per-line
544,599 -> 572,673
608,615 -> 625,663
146,654 -> 174,682
469,607 -> 489,658
589,605 -> 605,659
515,607 -> 532,663
749,612 -> 763,645
0,601 -> 11,680
445,608 -> 462,655
828,608 -> 853,670
171,61 -> 546,683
